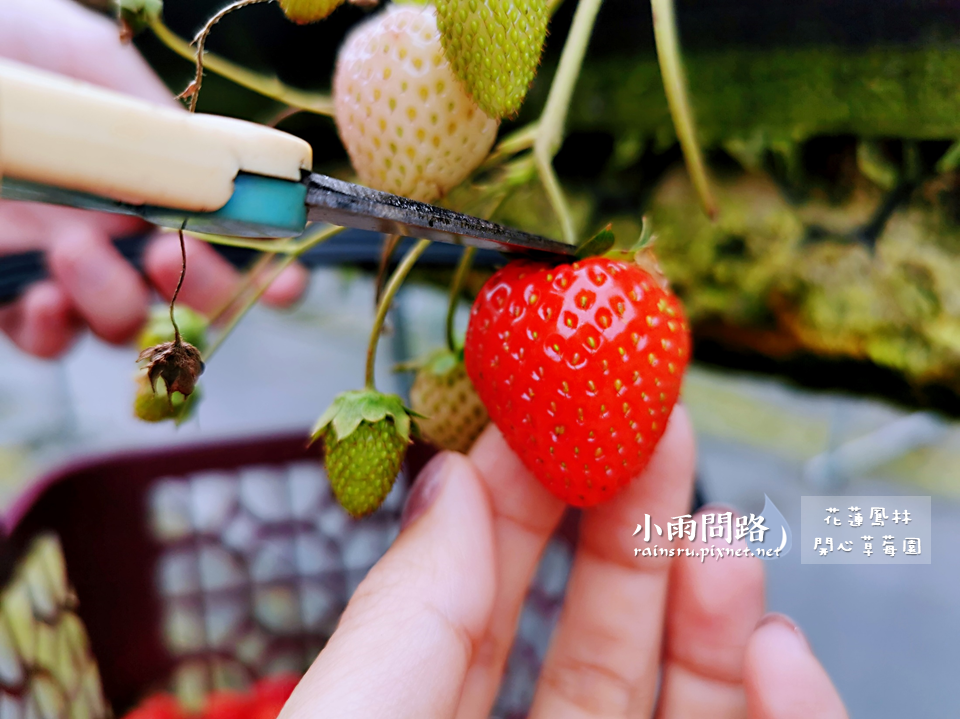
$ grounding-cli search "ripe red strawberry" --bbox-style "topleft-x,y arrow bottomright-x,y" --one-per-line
203,692 -> 252,719
464,255 -> 690,506
122,695 -> 185,719
249,675 -> 299,719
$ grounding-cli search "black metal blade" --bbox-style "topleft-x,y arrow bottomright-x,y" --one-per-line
303,173 -> 576,257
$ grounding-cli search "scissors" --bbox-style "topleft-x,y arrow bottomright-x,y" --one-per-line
0,58 -> 575,304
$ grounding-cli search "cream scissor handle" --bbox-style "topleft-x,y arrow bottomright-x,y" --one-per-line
0,58 -> 312,213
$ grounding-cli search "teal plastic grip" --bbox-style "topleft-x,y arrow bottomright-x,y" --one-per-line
0,172 -> 309,239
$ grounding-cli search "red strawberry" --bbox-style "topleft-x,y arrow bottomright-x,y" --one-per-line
249,675 -> 299,719
123,695 -> 185,719
203,692 -> 252,719
464,255 -> 690,506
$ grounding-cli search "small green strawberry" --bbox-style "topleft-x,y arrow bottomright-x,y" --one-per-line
278,0 -> 345,24
138,306 -> 209,353
133,373 -> 200,424
117,0 -> 163,37
408,348 -> 489,453
134,306 -> 206,424
311,389 -> 419,517
435,0 -> 549,119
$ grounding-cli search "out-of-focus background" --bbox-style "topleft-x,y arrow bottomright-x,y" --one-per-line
2,0 -> 960,717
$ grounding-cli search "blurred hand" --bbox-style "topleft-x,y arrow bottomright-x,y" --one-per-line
281,409 -> 849,719
0,0 -> 307,358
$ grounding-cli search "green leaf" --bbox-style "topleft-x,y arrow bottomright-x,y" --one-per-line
576,225 -> 616,260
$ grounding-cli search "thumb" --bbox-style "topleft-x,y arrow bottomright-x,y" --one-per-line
744,613 -> 849,719
281,452 -> 496,719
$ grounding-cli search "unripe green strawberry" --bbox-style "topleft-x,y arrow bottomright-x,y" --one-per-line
333,4 -> 500,202
133,373 -> 200,424
311,389 -> 418,517
138,306 -> 209,353
435,0 -> 548,119
279,0 -> 344,24
409,349 -> 488,453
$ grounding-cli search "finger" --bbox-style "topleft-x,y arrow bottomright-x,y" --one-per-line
144,235 -> 308,315
744,615 -> 849,719
655,508 -> 765,719
280,452 -> 496,719
144,234 -> 242,316
0,200 -> 143,253
261,261 -> 310,309
529,405 -> 696,719
455,425 -> 567,719
1,0 -> 177,106
0,281 -> 80,358
48,226 -> 149,344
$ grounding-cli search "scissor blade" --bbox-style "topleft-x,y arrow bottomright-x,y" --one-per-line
304,174 -> 577,256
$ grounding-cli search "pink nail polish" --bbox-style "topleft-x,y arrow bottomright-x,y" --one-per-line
400,452 -> 449,531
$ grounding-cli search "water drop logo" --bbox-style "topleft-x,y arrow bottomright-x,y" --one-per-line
749,494 -> 793,560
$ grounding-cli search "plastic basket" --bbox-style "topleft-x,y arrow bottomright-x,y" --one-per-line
0,435 -> 578,719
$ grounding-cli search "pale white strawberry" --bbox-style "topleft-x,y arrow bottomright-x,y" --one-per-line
333,4 -> 500,203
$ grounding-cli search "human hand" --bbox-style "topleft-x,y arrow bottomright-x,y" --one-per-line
0,0 -> 307,358
279,408 -> 849,718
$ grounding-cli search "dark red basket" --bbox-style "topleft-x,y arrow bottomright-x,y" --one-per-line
0,435 -> 576,719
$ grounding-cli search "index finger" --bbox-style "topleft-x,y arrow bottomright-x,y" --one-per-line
528,405 -> 697,719
453,425 -> 567,719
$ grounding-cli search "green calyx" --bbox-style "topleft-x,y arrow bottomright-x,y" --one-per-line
138,305 -> 209,353
406,348 -> 489,454
628,216 -> 655,255
576,224 -> 616,260
310,389 -> 418,446
398,346 -> 463,376
278,0 -> 344,24
436,0 -> 549,119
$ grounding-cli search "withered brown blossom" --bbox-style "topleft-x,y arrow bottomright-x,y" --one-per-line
137,341 -> 205,399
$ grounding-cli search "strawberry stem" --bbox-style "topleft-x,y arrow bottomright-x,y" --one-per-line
446,246 -> 476,352
205,224 -> 344,361
188,233 -> 303,254
169,225 -> 188,346
179,0 -> 276,112
374,234 -> 402,307
650,0 -> 718,219
150,16 -> 334,115
365,239 -> 432,390
534,0 -> 604,245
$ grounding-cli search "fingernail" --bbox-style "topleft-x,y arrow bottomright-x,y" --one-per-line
756,612 -> 811,651
400,452 -> 449,531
